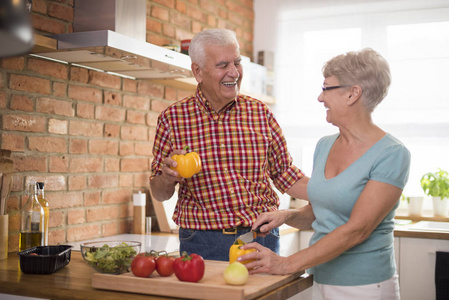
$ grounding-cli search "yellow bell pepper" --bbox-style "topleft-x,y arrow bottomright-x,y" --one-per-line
229,239 -> 257,265
170,146 -> 202,178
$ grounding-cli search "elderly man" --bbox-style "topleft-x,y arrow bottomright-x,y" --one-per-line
150,28 -> 306,261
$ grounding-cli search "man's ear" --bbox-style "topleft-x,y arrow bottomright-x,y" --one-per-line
192,63 -> 202,84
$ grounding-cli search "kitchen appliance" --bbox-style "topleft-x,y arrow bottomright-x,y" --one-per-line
0,0 -> 34,58
32,0 -> 192,79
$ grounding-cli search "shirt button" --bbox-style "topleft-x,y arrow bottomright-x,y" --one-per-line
229,188 -> 234,194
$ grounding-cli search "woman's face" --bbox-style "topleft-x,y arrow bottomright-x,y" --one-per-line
318,75 -> 351,126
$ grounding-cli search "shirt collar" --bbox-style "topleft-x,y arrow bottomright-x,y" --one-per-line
195,85 -> 237,114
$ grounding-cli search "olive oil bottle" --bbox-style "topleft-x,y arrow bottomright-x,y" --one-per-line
36,182 -> 49,245
20,182 -> 45,251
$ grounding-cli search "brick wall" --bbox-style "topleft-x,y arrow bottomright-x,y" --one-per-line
0,0 -> 254,252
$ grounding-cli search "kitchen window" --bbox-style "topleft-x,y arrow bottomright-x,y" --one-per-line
255,0 -> 449,211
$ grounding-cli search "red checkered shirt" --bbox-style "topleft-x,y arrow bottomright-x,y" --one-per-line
150,87 -> 304,230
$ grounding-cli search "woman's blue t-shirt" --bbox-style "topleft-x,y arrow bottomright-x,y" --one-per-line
307,133 -> 411,286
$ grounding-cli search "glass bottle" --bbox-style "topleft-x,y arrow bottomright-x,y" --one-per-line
36,182 -> 49,246
19,182 -> 45,251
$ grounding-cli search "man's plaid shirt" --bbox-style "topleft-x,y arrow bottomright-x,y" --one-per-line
150,87 -> 304,230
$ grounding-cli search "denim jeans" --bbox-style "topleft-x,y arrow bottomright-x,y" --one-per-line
179,227 -> 280,261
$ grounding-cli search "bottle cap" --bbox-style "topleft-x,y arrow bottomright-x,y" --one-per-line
37,182 -> 44,189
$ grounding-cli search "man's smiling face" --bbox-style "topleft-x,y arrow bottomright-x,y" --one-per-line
195,43 -> 243,109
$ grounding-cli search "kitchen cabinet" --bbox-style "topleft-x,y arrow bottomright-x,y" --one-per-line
397,237 -> 449,300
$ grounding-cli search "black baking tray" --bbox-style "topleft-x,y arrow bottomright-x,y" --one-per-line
18,245 -> 72,274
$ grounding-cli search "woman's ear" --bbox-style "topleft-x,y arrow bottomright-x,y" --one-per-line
347,85 -> 362,105
191,63 -> 203,84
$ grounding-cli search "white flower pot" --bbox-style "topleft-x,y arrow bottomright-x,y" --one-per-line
408,196 -> 424,215
432,196 -> 449,217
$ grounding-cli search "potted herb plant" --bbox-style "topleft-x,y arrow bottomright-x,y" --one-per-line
420,169 -> 449,217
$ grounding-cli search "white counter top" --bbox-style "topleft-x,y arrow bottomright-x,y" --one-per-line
68,234 -> 179,254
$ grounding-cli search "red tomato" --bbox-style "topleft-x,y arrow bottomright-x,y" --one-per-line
173,252 -> 205,283
156,255 -> 175,277
131,252 -> 156,277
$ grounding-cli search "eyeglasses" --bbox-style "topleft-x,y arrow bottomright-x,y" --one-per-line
321,85 -> 351,92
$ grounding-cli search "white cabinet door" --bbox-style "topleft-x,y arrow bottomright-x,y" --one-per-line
399,237 -> 449,300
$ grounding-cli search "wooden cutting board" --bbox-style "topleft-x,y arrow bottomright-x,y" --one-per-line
92,260 -> 304,300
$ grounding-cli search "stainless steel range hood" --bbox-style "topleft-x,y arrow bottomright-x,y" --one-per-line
34,30 -> 192,79
33,0 -> 192,79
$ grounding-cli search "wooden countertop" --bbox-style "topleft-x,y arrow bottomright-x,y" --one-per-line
0,251 -> 312,300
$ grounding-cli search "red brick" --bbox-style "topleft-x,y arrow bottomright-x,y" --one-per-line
119,174 -> 133,187
149,128 -> 156,145
135,142 -> 153,156
146,111 -> 159,127
103,189 -> 131,204
153,0 -> 175,8
95,105 -> 126,122
189,6 -> 207,22
28,58 -> 68,79
87,206 -> 120,222
146,19 -> 162,33
85,191 -> 101,206
102,222 -> 118,236
89,139 -> 118,155
68,85 -> 102,103
104,91 -> 121,106
13,155 -> 47,172
175,1 -> 187,14
121,125 -> 148,141
49,229 -> 66,246
208,15 -> 217,27
70,66 -> 89,83
127,110 -> 146,125
32,14 -> 65,34
123,94 -> 150,110
151,98 -> 172,113
178,88 -> 193,99
151,5 -> 170,22
68,209 -> 85,225
47,192 -> 83,209
105,157 -> 120,172
200,0 -> 218,14
123,79 -> 137,93
69,139 -> 87,154
49,119 -> 68,134
0,133 -> 25,151
146,33 -> 171,46
68,175 -> 86,191
138,81 -> 164,98
121,158 -> 149,172
2,114 -> 46,132
69,157 -> 102,173
76,102 -> 95,119
28,136 -> 66,153
67,224 -> 101,242
164,86 -> 177,101
163,23 -> 176,38
49,155 -> 69,172
119,141 -> 134,156
104,124 -> 120,138
229,13 -> 244,27
48,2 -> 73,22
0,92 -> 5,109
37,97 -> 74,116
32,0 -> 47,14
9,74 -> 51,94
69,120 -> 103,137
49,210 -> 65,228
10,95 -> 33,112
88,71 -> 121,90
1,56 -> 25,70
26,175 -> 66,191
88,174 -> 119,189
134,172 -> 151,188
53,82 -> 67,97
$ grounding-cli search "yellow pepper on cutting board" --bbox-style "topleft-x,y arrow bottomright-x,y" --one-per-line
170,146 -> 202,178
229,239 -> 257,265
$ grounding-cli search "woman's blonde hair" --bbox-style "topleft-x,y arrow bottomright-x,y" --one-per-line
323,48 -> 391,112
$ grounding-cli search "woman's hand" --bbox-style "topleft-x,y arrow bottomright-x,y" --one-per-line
252,210 -> 292,237
237,243 -> 291,275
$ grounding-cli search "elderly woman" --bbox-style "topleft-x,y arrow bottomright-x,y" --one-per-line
239,48 -> 411,300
